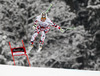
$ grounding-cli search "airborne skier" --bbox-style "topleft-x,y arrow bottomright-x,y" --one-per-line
30,12 -> 64,52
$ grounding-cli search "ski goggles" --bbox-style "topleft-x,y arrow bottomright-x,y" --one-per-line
41,17 -> 46,19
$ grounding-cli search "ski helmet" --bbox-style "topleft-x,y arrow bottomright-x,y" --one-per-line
41,12 -> 46,21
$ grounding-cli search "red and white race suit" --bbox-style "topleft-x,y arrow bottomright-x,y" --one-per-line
31,15 -> 61,45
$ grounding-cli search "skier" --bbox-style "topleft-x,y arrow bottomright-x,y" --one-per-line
30,12 -> 64,52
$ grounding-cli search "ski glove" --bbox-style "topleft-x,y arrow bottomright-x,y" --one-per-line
33,25 -> 37,30
60,28 -> 65,33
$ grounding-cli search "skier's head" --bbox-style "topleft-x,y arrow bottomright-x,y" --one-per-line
41,12 -> 46,22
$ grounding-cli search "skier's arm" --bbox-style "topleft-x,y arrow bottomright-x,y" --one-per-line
51,23 -> 65,33
34,20 -> 38,25
48,19 -> 60,29
51,23 -> 61,29
48,19 -> 64,33
33,16 -> 40,26
32,20 -> 38,29
33,16 -> 39,29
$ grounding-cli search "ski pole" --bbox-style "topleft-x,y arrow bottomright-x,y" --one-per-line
45,4 -> 52,13
66,27 -> 76,30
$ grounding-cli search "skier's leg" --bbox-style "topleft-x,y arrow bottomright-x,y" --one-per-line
39,27 -> 49,45
44,27 -> 50,33
37,31 -> 45,52
31,33 -> 38,44
31,26 -> 40,45
40,31 -> 46,46
39,27 -> 49,47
